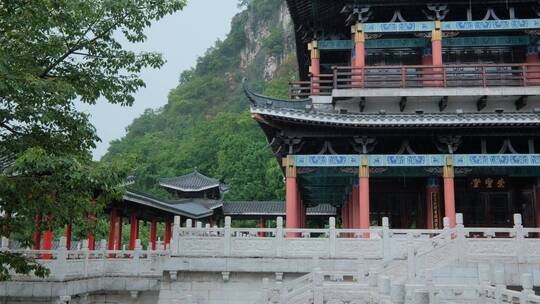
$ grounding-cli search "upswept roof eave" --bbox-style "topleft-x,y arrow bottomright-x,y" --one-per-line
124,190 -> 213,219
251,106 -> 540,128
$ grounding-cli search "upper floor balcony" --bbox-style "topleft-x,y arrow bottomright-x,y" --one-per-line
289,63 -> 540,100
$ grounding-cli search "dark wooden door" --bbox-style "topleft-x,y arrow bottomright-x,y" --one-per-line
485,193 -> 512,227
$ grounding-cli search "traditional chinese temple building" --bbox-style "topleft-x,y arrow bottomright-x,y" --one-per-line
246,0 -> 540,230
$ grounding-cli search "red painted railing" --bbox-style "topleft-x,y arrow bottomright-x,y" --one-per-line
288,63 -> 540,99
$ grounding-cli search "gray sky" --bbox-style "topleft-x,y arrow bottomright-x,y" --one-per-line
78,0 -> 240,160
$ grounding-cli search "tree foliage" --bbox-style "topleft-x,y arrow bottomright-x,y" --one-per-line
104,0 -> 293,201
0,0 -> 186,280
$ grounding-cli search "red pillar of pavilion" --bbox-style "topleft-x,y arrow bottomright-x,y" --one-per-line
352,22 -> 365,88
443,157 -> 456,227
164,221 -> 172,250
259,217 -> 265,237
431,20 -> 444,87
108,209 -> 117,251
65,224 -> 72,250
42,215 -> 53,259
150,216 -> 157,250
116,212 -> 123,250
526,46 -> 540,85
349,191 -> 355,229
309,41 -> 320,95
87,218 -> 96,251
33,215 -> 42,250
341,205 -> 348,229
129,212 -> 139,250
284,157 -> 300,233
425,178 -> 441,229
359,157 -> 370,232
535,179 -> 540,228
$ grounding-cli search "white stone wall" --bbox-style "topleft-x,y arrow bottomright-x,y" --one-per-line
158,272 -> 302,304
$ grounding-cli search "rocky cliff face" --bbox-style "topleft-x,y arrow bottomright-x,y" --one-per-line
240,1 -> 295,81
103,0 -> 293,199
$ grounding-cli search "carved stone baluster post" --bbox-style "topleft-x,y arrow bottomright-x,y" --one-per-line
329,217 -> 336,258
82,239 -> 89,278
382,217 -> 391,262
313,269 -> 324,304
276,217 -> 283,258
513,214 -> 525,263
493,267 -> 506,304
521,273 -> 534,300
407,236 -> 416,279
55,237 -> 68,281
1,236 -> 8,252
132,239 -> 142,276
442,217 -> 450,241
224,216 -> 231,257
456,214 -> 465,259
172,216 -> 181,253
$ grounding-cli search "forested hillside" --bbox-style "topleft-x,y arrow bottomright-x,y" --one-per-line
103,0 -> 297,201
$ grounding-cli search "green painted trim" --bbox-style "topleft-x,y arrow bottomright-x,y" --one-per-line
318,36 -> 530,50
443,36 -> 530,47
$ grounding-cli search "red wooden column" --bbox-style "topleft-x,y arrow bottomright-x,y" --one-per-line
150,216 -> 157,250
341,205 -> 348,229
535,179 -> 540,228
259,218 -> 265,237
116,212 -> 123,250
526,46 -> 540,86
425,178 -> 441,229
284,157 -> 300,233
164,221 -> 172,250
65,224 -> 72,251
443,157 -> 456,227
359,157 -> 370,232
129,212 -> 139,250
42,215 -> 53,259
309,41 -> 320,95
108,209 -> 117,251
349,191 -> 355,229
352,21 -> 365,87
431,20 -> 444,87
87,217 -> 96,251
422,48 -> 433,87
33,215 -> 42,250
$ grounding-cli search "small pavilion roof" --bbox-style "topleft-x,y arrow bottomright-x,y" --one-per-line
223,201 -> 336,216
124,189 -> 213,219
159,170 -> 226,192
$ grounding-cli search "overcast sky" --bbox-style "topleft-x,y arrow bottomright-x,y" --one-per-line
77,0 -> 240,160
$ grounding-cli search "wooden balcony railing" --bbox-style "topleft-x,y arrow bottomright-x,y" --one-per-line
288,63 -> 540,99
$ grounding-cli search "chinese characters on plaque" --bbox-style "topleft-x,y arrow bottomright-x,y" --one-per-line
468,176 -> 507,191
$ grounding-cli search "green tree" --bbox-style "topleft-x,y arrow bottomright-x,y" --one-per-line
0,0 -> 186,280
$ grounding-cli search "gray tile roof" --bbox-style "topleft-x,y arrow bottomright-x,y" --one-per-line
246,86 -> 540,128
252,105 -> 540,128
159,170 -> 224,192
223,201 -> 336,216
124,189 -> 213,219
169,198 -> 223,210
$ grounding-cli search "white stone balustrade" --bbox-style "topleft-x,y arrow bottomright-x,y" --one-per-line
2,213 -> 540,304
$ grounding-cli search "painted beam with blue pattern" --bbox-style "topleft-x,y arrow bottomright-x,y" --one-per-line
362,19 -> 540,33
294,154 -> 540,167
